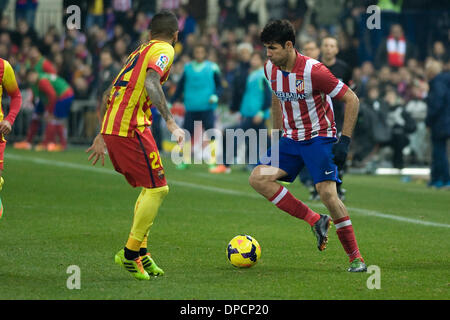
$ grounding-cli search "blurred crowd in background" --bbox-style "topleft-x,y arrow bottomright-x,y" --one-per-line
0,0 -> 449,177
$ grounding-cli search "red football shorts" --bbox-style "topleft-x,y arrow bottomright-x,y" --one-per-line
0,140 -> 5,171
102,128 -> 167,188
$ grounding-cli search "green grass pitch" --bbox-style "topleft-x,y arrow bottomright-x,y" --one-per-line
0,147 -> 449,299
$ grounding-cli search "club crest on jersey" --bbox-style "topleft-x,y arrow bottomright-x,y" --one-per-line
296,80 -> 304,93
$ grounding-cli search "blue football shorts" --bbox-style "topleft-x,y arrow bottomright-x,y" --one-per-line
259,136 -> 341,185
34,95 -> 74,118
54,95 -> 74,119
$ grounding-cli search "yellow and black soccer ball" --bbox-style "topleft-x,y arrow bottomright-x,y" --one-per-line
226,235 -> 261,268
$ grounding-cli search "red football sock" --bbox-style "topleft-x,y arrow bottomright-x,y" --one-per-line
54,123 -> 67,148
334,216 -> 364,262
268,186 -> 320,226
26,118 -> 41,143
42,123 -> 56,145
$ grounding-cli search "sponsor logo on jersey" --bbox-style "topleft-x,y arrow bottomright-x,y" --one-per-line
274,90 -> 306,101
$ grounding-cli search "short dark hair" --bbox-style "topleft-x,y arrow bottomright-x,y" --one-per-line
100,49 -> 113,57
302,40 -> 318,49
150,10 -> 178,38
260,20 -> 296,47
30,42 -> 44,53
320,36 -> 338,47
251,50 -> 265,61
192,43 -> 208,59
193,42 -> 207,51
25,68 -> 38,79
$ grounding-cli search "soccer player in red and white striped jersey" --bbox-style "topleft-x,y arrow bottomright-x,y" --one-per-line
249,20 -> 366,272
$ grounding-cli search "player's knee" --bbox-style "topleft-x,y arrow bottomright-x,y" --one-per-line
156,185 -> 169,199
249,167 -> 264,190
248,172 -> 258,189
143,185 -> 169,199
160,185 -> 169,198
319,190 -> 335,204
316,185 -> 337,204
249,166 -> 275,191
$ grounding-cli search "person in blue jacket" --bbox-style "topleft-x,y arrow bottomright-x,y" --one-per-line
425,59 -> 450,188
171,43 -> 222,169
210,51 -> 271,174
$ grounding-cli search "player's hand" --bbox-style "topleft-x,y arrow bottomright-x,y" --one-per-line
270,128 -> 282,140
253,114 -> 263,125
166,119 -> 185,149
0,120 -> 12,135
86,134 -> 107,166
332,135 -> 351,168
208,94 -> 218,104
44,111 -> 54,122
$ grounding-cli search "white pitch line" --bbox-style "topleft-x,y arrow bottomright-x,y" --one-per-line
6,153 -> 450,229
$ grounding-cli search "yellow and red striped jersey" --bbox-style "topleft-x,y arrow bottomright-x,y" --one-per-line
0,58 -> 21,124
101,40 -> 174,137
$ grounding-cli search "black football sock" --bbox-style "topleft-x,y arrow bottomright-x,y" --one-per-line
139,248 -> 147,256
124,247 -> 140,260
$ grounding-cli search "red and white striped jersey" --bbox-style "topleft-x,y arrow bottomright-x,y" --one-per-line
264,51 -> 348,141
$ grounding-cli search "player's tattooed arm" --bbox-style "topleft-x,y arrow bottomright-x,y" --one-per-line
99,84 -> 113,122
145,69 -> 173,123
145,69 -> 185,147
338,88 -> 360,138
86,84 -> 111,166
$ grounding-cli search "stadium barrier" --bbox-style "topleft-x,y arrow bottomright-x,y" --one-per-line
3,97 -> 98,145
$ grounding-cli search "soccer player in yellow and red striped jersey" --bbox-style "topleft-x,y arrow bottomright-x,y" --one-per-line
0,58 -> 22,219
86,11 -> 185,280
